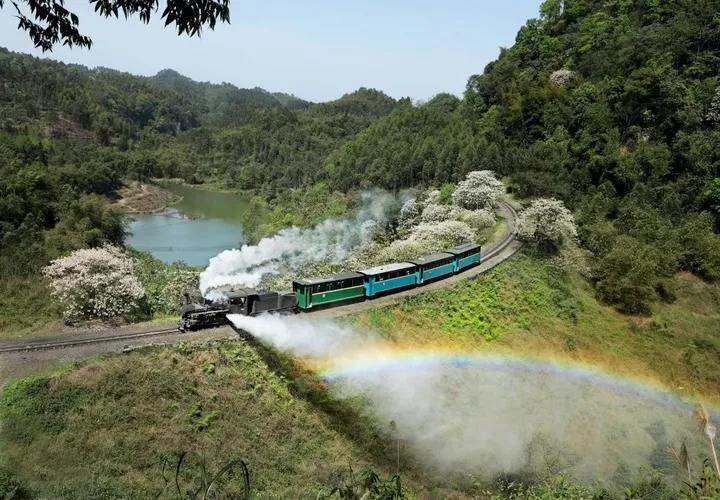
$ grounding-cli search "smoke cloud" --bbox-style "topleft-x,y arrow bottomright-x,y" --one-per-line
228,313 -> 704,489
200,190 -> 403,295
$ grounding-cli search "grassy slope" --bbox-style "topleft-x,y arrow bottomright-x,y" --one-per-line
3,253 -> 719,497
0,341 -> 408,498
351,253 -> 720,403
0,278 -> 61,340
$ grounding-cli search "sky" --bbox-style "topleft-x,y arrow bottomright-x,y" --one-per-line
0,1 -> 542,103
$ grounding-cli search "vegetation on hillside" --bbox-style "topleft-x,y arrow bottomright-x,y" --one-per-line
0,45 -> 404,279
3,254 -> 720,497
326,0 -> 720,313
5,0 -> 720,316
0,341 -> 402,498
352,251 -> 720,399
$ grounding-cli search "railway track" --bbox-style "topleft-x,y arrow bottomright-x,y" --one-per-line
0,327 -> 183,355
1,201 -> 521,356
478,202 -> 518,263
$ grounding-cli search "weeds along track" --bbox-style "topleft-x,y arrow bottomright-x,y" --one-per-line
0,202 -> 520,356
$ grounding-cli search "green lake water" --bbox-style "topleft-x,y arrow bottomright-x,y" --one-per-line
127,184 -> 263,267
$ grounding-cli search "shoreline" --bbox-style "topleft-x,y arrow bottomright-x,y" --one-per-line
114,180 -> 179,214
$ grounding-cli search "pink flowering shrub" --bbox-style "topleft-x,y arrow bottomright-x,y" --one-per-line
42,245 -> 145,321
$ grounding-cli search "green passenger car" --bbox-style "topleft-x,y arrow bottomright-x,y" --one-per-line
292,272 -> 366,310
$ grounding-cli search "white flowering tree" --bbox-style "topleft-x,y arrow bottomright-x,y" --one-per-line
549,69 -> 575,88
420,203 -> 453,223
449,207 -> 496,231
452,170 -> 504,210
517,198 -> 578,252
43,245 -> 145,321
707,87 -> 720,124
408,220 -> 476,248
397,198 -> 422,236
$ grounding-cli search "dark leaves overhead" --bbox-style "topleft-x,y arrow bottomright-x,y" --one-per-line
0,0 -> 230,51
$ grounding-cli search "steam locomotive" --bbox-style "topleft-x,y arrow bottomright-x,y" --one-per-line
178,287 -> 296,331
179,242 -> 480,331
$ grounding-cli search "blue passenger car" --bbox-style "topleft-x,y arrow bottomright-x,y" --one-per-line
448,242 -> 481,272
359,262 -> 418,297
409,253 -> 455,284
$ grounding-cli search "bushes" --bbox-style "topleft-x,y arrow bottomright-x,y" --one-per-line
0,468 -> 32,500
0,377 -> 89,443
132,251 -> 199,317
594,236 -> 675,315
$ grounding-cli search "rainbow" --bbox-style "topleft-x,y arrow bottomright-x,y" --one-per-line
321,348 -> 716,416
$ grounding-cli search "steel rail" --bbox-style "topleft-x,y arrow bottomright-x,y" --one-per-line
0,327 -> 182,354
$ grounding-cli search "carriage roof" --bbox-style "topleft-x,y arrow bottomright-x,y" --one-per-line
293,271 -> 364,287
407,252 -> 454,266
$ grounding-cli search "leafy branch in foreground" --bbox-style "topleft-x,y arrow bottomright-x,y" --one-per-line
155,451 -> 250,500
317,466 -> 403,500
0,0 -> 230,51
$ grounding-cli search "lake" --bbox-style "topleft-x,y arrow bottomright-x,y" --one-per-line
127,184 -> 255,266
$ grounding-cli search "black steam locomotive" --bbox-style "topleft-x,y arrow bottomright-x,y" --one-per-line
178,287 -> 296,331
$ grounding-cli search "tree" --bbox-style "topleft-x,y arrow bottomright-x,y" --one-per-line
451,170 -> 503,211
42,244 -> 145,321
1,0 -> 230,51
517,198 -> 578,253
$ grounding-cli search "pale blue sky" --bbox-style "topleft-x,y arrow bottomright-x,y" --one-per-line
0,1 -> 541,102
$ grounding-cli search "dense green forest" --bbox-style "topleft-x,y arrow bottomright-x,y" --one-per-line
325,0 -> 720,313
0,47 -> 405,278
2,0 -> 720,314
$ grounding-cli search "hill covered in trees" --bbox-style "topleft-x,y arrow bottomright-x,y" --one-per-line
0,47 -> 406,278
323,0 -> 720,313
2,0 -> 720,315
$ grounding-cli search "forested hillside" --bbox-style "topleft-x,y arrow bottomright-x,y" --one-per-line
325,0 -> 720,313
0,47 -> 404,278
2,0 -> 720,314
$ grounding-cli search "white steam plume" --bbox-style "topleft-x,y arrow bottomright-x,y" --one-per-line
199,190 -> 401,295
228,313 -> 703,489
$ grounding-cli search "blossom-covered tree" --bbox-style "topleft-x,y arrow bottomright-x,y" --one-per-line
420,203 -> 453,223
407,220 -> 476,248
452,170 -> 504,210
397,198 -> 422,236
449,207 -> 496,231
43,245 -> 145,321
549,69 -> 576,87
517,198 -> 578,252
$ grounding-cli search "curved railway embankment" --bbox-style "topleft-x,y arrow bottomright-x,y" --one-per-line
0,201 -> 522,359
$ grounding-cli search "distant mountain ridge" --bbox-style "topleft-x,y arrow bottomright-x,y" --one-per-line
0,47 -> 398,143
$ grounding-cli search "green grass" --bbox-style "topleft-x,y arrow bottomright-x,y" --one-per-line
3,254 -> 720,496
352,253 -> 720,402
0,278 -> 62,340
0,340 -> 406,498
